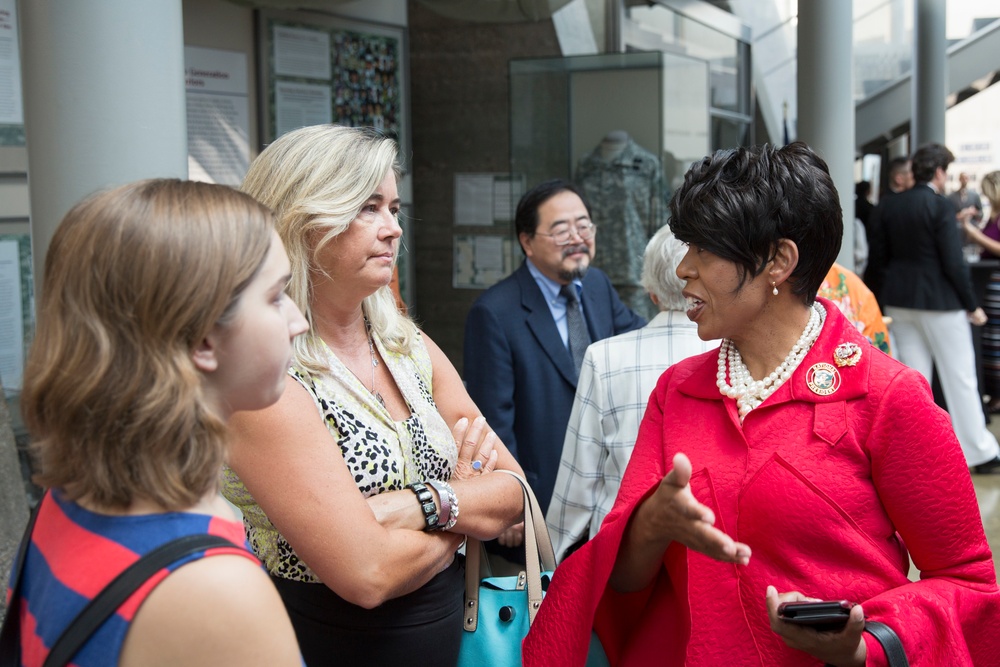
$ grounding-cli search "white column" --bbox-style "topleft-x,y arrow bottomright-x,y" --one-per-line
912,0 -> 947,147
19,0 -> 187,293
797,1 -> 855,270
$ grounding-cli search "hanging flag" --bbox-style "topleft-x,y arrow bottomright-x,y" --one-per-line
782,100 -> 790,145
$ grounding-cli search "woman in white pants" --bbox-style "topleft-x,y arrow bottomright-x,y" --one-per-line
868,142 -> 1000,472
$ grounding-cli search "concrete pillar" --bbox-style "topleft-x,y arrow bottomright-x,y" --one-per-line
605,0 -> 624,53
797,1 -> 855,270
19,0 -> 187,295
912,0 -> 947,147
888,135 -> 910,160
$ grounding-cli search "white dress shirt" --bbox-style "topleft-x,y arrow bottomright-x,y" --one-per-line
525,258 -> 585,349
545,310 -> 719,562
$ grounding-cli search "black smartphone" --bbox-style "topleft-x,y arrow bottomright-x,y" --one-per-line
777,600 -> 854,631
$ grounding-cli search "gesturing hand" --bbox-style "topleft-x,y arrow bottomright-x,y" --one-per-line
451,416 -> 498,481
651,453 -> 751,565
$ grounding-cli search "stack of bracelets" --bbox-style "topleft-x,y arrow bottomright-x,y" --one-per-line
407,480 -> 460,531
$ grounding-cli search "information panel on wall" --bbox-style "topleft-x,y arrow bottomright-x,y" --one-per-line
0,0 -> 24,146
185,46 -> 251,186
0,234 -> 31,396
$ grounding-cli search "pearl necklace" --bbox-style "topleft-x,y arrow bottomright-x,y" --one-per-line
716,304 -> 824,421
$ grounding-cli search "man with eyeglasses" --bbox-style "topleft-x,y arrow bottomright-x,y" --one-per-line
463,179 -> 645,560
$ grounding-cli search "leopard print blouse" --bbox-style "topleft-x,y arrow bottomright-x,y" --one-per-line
221,331 -> 458,583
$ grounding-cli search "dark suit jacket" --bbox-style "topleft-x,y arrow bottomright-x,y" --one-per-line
867,183 -> 977,312
463,261 -> 645,512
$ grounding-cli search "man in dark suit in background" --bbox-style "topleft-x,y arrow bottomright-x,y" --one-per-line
867,143 -> 1000,473
949,171 -> 984,226
883,156 -> 915,199
863,156 -> 914,291
855,180 -> 875,228
463,179 -> 645,523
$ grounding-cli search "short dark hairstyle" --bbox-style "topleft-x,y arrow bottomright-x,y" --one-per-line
668,142 -> 842,305
910,143 -> 954,184
855,181 -> 872,198
514,178 -> 591,244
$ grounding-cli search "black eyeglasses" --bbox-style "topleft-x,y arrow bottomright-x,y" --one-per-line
535,222 -> 597,246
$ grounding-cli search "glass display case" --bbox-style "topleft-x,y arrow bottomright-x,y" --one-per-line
509,51 -> 711,195
509,52 -> 710,318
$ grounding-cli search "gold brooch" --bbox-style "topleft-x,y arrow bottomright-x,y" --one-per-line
833,342 -> 862,367
806,363 -> 841,396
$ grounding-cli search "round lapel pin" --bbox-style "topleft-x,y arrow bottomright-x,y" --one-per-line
806,362 -> 841,396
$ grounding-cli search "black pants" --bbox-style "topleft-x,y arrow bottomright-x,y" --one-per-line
271,557 -> 464,666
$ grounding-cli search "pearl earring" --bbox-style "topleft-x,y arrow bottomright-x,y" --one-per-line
772,282 -> 779,296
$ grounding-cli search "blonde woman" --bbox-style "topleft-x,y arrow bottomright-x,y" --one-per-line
223,124 -> 525,665
13,179 -> 308,666
961,170 -> 1000,413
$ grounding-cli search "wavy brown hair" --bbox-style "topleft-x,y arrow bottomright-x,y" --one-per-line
21,179 -> 274,510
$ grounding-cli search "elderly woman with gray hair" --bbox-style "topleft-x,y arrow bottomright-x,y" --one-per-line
545,225 -> 720,563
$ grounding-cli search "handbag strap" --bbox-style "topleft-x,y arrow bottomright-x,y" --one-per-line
864,621 -> 909,667
463,470 -> 555,632
492,469 -> 555,571
42,533 -> 237,667
0,494 -> 44,667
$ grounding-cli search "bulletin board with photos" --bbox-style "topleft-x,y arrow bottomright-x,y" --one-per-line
256,8 -> 409,168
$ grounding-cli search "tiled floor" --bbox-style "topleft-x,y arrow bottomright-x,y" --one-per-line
974,415 -> 1000,577
976,474 -> 1000,577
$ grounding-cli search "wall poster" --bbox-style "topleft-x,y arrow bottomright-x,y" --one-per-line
0,0 -> 24,145
453,173 -> 525,227
185,46 -> 251,186
257,9 -> 408,168
453,235 -> 515,290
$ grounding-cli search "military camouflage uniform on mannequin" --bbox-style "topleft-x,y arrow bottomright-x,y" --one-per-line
574,131 -> 667,321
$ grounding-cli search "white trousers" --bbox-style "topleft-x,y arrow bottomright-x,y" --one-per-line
886,306 -> 1000,466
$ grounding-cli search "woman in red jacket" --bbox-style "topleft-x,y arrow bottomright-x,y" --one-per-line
524,143 -> 1000,666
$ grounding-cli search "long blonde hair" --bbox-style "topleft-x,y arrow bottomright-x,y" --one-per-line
21,179 -> 274,510
981,171 -> 1000,217
241,124 -> 417,373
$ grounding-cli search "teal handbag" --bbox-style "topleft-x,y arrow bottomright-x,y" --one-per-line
457,470 -> 608,667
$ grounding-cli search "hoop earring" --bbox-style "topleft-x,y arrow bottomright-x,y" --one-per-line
772,282 -> 779,296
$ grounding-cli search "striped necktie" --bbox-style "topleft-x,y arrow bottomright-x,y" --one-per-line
560,283 -> 591,377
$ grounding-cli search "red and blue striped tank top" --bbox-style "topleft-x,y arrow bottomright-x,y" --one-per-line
12,490 -> 256,667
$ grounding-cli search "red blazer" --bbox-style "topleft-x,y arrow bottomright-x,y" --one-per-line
524,299 -> 1000,666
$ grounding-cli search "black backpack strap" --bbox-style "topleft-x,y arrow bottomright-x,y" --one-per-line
0,495 -> 44,667
864,620 -> 909,667
42,533 -> 238,667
